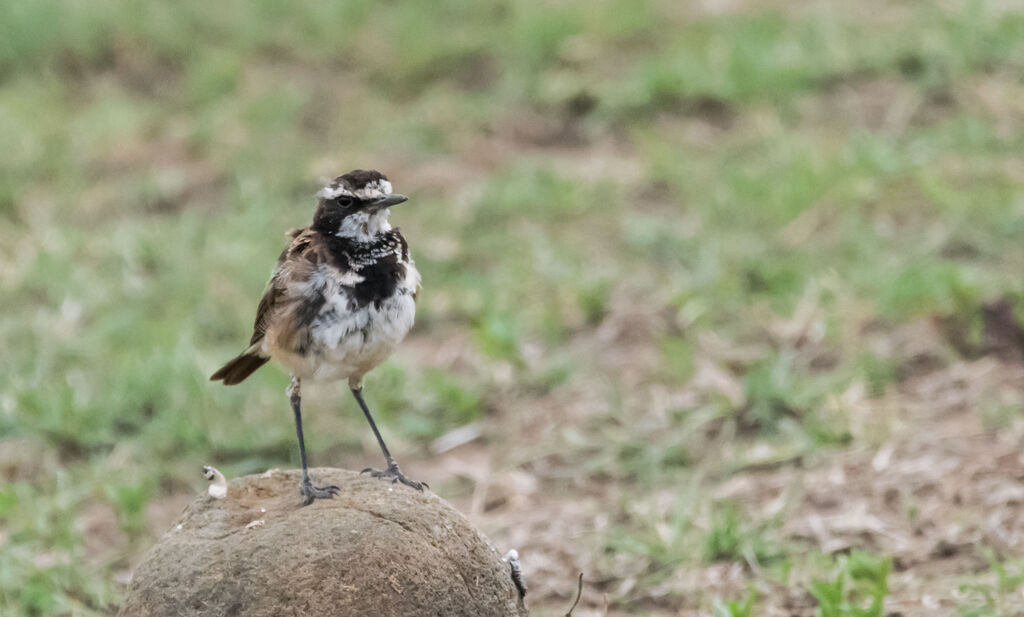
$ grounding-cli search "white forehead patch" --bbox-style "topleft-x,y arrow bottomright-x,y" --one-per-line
316,179 -> 392,201
353,179 -> 392,201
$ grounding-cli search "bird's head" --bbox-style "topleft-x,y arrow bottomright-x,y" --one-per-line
313,169 -> 408,240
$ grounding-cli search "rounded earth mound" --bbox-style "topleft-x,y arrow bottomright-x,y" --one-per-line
119,468 -> 527,617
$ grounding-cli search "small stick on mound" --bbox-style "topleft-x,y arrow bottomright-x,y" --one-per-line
503,549 -> 527,598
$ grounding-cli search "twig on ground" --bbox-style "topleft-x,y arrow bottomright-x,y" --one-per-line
565,573 -> 583,617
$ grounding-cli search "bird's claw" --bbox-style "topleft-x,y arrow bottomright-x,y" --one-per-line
300,481 -> 340,505
361,463 -> 427,491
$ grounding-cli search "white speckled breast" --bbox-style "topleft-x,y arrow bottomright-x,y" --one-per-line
271,260 -> 420,386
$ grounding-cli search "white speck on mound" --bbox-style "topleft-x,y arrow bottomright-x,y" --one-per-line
203,465 -> 228,499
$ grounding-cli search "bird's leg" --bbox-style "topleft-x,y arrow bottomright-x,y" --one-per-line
289,376 -> 339,505
351,386 -> 426,491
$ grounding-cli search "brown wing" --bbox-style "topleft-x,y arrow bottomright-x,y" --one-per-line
211,228 -> 319,385
249,227 -> 317,346
249,284 -> 282,345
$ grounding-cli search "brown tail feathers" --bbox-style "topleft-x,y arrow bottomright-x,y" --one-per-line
210,351 -> 269,385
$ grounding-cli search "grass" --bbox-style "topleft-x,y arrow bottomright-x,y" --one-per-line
713,589 -> 757,617
2,0 -> 1024,615
956,550 -> 1024,617
809,552 -> 892,617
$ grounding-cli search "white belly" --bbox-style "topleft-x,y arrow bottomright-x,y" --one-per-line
272,261 -> 419,385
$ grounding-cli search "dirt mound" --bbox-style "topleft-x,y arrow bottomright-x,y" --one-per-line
119,468 -> 528,617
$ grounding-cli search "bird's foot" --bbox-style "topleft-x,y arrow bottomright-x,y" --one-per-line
362,462 -> 427,491
299,479 -> 340,506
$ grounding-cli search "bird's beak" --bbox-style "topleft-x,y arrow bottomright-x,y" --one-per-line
373,194 -> 408,208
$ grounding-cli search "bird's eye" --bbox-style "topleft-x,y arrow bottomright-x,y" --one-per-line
336,196 -> 354,208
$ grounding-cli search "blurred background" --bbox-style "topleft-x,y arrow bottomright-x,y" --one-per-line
2,1 -> 1024,615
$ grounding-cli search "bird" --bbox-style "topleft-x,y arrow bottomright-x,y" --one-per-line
210,169 -> 423,504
